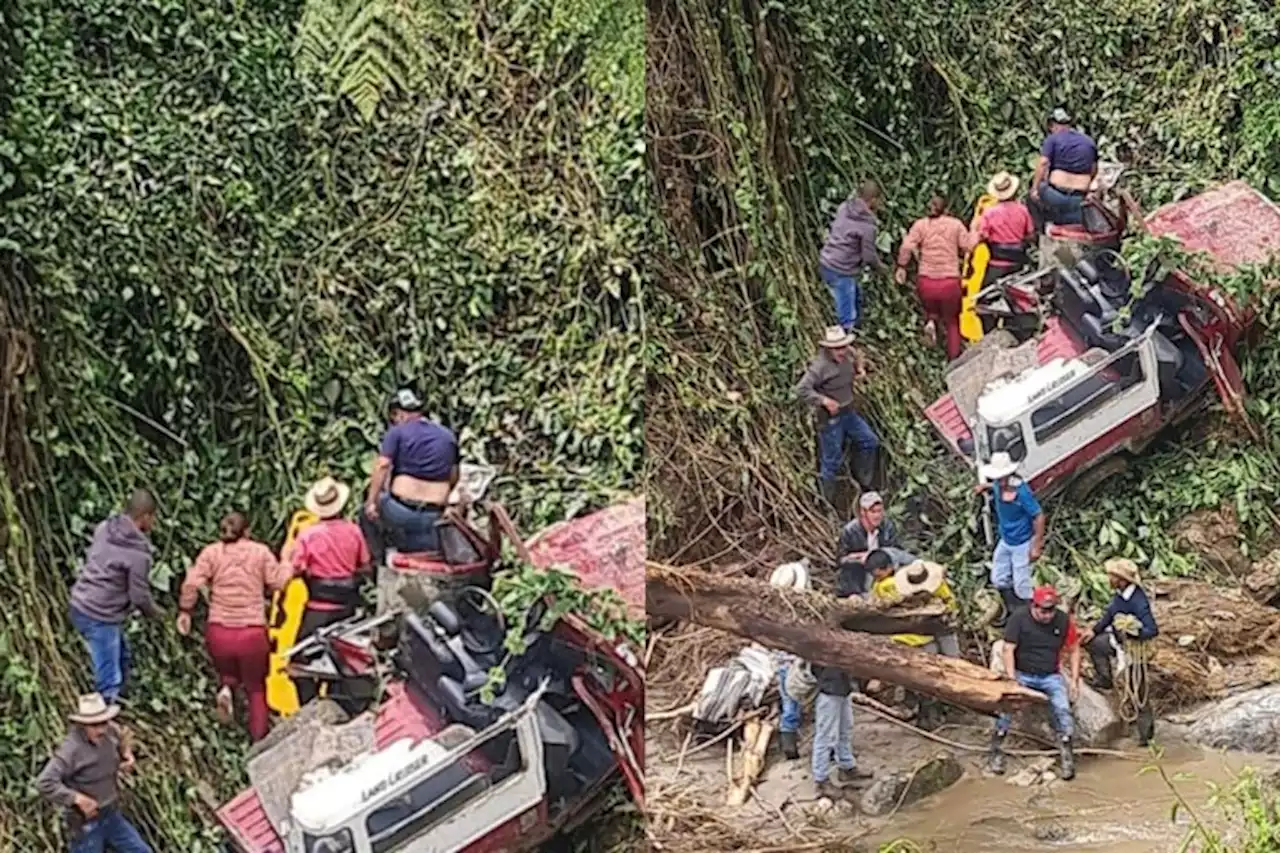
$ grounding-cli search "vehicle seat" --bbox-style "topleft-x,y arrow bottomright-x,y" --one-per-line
536,700 -> 581,799
1151,331 -> 1185,400
1055,268 -> 1118,341
432,673 -> 529,730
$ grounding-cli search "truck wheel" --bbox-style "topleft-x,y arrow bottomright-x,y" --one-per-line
1068,456 -> 1130,503
246,698 -> 350,762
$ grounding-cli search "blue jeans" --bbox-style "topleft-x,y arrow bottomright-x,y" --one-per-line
778,665 -> 802,733
1038,181 -> 1084,226
69,606 -> 131,703
379,493 -> 443,554
996,672 -> 1074,739
991,538 -> 1033,601
812,692 -> 856,782
818,411 -> 880,482
70,806 -> 152,853
820,265 -> 863,331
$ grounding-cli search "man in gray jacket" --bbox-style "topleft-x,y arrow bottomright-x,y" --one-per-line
819,180 -> 888,332
68,490 -> 161,703
795,326 -> 879,514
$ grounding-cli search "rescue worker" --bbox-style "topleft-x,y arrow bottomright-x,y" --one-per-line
1029,107 -> 1098,229
287,476 -> 373,705
177,511 -> 292,741
819,180 -> 887,333
35,693 -> 150,853
974,171 -> 1035,288
795,327 -> 878,515
770,561 -> 810,760
989,585 -> 1082,780
977,451 -> 1045,619
835,491 -> 903,595
868,556 -> 960,729
1081,557 -> 1159,745
68,489 -> 162,704
362,388 -> 461,565
894,194 -> 975,360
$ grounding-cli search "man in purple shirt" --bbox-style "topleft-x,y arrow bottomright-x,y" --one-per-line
361,388 -> 460,562
1030,107 -> 1098,229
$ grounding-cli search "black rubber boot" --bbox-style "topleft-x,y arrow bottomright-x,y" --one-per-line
1087,634 -> 1115,690
780,730 -> 799,760
987,729 -> 1007,775
1058,736 -> 1076,781
819,479 -> 840,515
1136,706 -> 1155,747
994,587 -> 1020,628
852,449 -> 877,492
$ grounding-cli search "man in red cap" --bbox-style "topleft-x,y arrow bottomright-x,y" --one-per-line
988,585 -> 1082,780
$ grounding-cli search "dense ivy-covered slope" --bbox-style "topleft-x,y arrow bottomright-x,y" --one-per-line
0,0 -> 644,847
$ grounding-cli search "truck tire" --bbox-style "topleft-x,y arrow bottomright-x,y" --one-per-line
1067,455 -> 1130,503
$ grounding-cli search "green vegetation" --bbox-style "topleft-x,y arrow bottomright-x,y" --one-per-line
0,0 -> 643,848
647,0 -> 1280,600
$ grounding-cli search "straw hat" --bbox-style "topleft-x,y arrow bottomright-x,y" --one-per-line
304,476 -> 351,519
1104,557 -> 1141,587
893,560 -> 946,597
979,451 -> 1020,482
69,693 -> 120,725
818,325 -> 855,349
769,561 -> 811,592
987,171 -> 1020,201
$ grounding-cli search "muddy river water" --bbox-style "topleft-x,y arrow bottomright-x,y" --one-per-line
871,735 -> 1275,852
648,716 -> 1277,852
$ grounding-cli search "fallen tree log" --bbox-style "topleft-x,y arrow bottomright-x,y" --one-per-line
646,561 -> 954,635
647,562 -> 1046,715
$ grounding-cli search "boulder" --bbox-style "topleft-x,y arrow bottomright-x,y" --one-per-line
858,751 -> 963,816
1184,685 -> 1280,753
988,641 -> 1124,747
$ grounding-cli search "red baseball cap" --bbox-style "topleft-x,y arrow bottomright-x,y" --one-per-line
1031,586 -> 1059,607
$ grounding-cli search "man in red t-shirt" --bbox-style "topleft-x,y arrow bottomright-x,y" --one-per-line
988,585 -> 1082,780
286,476 -> 373,705
974,171 -> 1035,286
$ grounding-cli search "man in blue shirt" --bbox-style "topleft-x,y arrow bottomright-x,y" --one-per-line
1029,107 -> 1098,228
977,452 -> 1046,621
361,388 -> 460,563
1081,557 -> 1159,745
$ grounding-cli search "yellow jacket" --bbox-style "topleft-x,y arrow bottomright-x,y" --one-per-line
871,576 -> 958,647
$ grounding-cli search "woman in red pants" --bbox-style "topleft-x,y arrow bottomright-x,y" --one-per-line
177,512 -> 290,741
894,194 -> 975,361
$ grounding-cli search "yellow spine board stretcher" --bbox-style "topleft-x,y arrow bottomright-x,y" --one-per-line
265,509 -> 318,717
960,193 -> 998,344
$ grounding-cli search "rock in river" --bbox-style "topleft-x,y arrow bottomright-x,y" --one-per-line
859,752 -> 963,816
1184,684 -> 1280,752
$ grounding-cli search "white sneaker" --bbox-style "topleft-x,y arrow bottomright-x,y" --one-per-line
215,686 -> 233,724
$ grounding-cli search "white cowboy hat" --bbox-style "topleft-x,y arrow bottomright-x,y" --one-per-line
818,325 -> 855,349
979,452 -> 1020,482
1104,557 -> 1142,587
987,171 -> 1020,201
769,561 -> 811,592
304,476 -> 351,519
69,693 -> 120,725
893,560 -> 946,597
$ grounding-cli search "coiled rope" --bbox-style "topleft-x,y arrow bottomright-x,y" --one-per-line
1113,613 -> 1151,723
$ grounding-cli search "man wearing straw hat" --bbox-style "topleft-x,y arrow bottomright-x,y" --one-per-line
795,326 -> 879,515
973,171 -> 1035,285
288,476 -> 373,704
35,693 -> 150,852
1081,557 -> 1159,745
977,451 -> 1046,621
